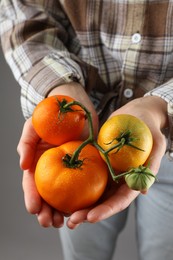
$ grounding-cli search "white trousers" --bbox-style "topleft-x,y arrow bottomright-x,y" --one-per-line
59,156 -> 173,260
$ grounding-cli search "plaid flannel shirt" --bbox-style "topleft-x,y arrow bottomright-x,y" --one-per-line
1,0 -> 173,155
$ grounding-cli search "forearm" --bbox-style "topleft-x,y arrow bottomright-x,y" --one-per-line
0,0 -> 87,119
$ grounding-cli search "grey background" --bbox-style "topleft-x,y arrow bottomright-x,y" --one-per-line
0,48 -> 138,260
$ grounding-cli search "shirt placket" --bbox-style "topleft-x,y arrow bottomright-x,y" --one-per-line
120,1 -> 146,106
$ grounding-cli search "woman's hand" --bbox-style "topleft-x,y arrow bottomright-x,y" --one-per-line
17,83 -> 98,228
18,118 -> 64,227
66,96 -> 168,229
110,96 -> 168,174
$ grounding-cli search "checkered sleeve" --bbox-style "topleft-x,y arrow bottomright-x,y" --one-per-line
0,0 -> 86,119
145,80 -> 173,106
146,80 -> 173,159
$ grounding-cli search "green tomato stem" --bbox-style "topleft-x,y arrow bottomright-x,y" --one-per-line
62,100 -> 117,180
123,165 -> 156,179
63,101 -> 94,165
104,131 -> 145,154
103,138 -> 126,154
93,141 -> 118,181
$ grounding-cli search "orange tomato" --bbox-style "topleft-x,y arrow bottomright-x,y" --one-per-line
35,141 -> 108,214
97,114 -> 153,172
32,95 -> 85,145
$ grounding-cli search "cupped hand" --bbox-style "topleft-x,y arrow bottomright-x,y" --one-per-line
17,118 -> 64,227
17,83 -> 98,228
67,95 -> 168,229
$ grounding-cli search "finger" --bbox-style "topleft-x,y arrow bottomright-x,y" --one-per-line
22,170 -> 42,214
37,201 -> 53,227
67,221 -> 81,230
17,118 -> 40,170
146,130 -> 166,174
87,184 -> 139,223
141,190 -> 148,195
52,210 -> 64,228
67,209 -> 90,229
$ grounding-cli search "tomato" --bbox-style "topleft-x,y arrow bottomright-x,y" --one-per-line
32,95 -> 85,145
125,166 -> 155,191
35,141 -> 108,214
97,114 -> 153,172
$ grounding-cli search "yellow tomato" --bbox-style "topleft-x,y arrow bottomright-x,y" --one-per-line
97,114 -> 153,172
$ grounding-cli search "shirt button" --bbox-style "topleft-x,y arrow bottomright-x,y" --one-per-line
124,88 -> 133,98
132,33 -> 141,43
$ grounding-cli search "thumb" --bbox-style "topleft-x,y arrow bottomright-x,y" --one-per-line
145,130 -> 167,175
17,118 -> 40,170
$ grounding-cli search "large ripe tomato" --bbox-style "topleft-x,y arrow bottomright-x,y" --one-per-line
97,114 -> 153,172
35,141 -> 108,214
32,95 -> 85,145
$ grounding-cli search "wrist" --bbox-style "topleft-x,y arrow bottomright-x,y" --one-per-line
141,96 -> 168,129
116,96 -> 168,130
47,82 -> 83,98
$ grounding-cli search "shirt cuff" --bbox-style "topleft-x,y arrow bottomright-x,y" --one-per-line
145,80 -> 173,106
145,80 -> 173,161
21,52 -> 86,118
